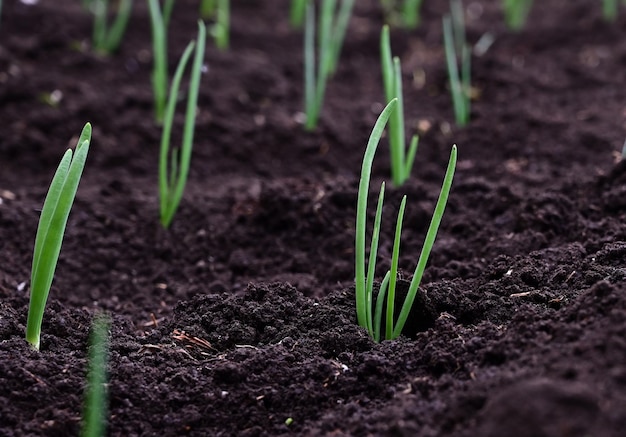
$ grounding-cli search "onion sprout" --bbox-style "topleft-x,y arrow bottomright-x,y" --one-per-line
443,0 -> 471,127
148,0 -> 175,124
159,21 -> 207,229
303,0 -> 355,130
502,0 -> 533,31
26,123 -> 92,350
355,101 -> 457,342
91,0 -> 133,55
290,0 -> 307,28
380,25 -> 418,187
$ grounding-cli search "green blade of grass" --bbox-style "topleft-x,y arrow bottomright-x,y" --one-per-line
443,15 -> 467,126
355,99 -> 397,330
380,25 -> 395,102
27,123 -> 91,350
212,0 -> 229,50
290,0 -> 307,28
365,183 -> 386,336
327,0 -> 355,75
304,1 -> 317,130
402,0 -> 423,28
148,0 -> 169,124
392,145 -> 457,339
390,56 -> 407,185
374,271 -> 390,343
385,195 -> 407,340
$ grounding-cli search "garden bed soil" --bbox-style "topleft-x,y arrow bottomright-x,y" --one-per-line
1,0 -> 626,435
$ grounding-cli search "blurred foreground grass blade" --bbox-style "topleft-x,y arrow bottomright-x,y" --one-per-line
81,315 -> 111,437
27,123 -> 92,350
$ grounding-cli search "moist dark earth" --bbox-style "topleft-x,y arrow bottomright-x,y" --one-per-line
1,0 -> 625,435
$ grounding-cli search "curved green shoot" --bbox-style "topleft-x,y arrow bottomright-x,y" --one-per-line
355,102 -> 457,341
159,21 -> 207,228
81,315 -> 110,437
381,25 -> 419,186
92,0 -> 133,55
355,99 -> 398,333
26,123 -> 92,350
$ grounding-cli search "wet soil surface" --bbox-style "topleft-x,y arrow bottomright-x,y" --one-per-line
1,0 -> 626,435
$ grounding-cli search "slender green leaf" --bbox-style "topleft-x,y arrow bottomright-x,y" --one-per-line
365,183 -> 386,335
385,195 -> 406,339
27,123 -> 91,350
355,99 -> 397,329
392,145 -> 457,339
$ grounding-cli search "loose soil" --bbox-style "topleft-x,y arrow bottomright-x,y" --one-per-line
1,0 -> 626,435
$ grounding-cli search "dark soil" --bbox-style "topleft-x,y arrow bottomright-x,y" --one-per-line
1,0 -> 626,435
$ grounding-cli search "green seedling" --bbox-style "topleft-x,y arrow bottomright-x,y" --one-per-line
26,123 -> 91,350
147,0 -> 175,124
602,0 -> 625,21
290,0 -> 307,28
212,0 -> 230,50
380,0 -> 424,28
200,0 -> 216,18
303,0 -> 355,130
81,315 -> 110,437
502,0 -> 533,30
443,0 -> 471,126
159,21 -> 207,229
91,0 -> 133,55
380,25 -> 419,187
198,0 -> 229,50
355,100 -> 457,342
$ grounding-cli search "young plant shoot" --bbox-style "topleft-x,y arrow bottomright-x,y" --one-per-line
380,25 -> 418,187
502,0 -> 533,30
147,0 -> 176,124
26,123 -> 92,350
602,0 -> 624,21
443,0 -> 471,126
303,0 -> 355,130
355,100 -> 457,342
159,21 -> 207,229
91,0 -> 133,55
81,315 -> 110,437
200,0 -> 216,18
290,0 -> 307,28
212,0 -> 230,50
381,0 -> 424,28
200,0 -> 229,50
